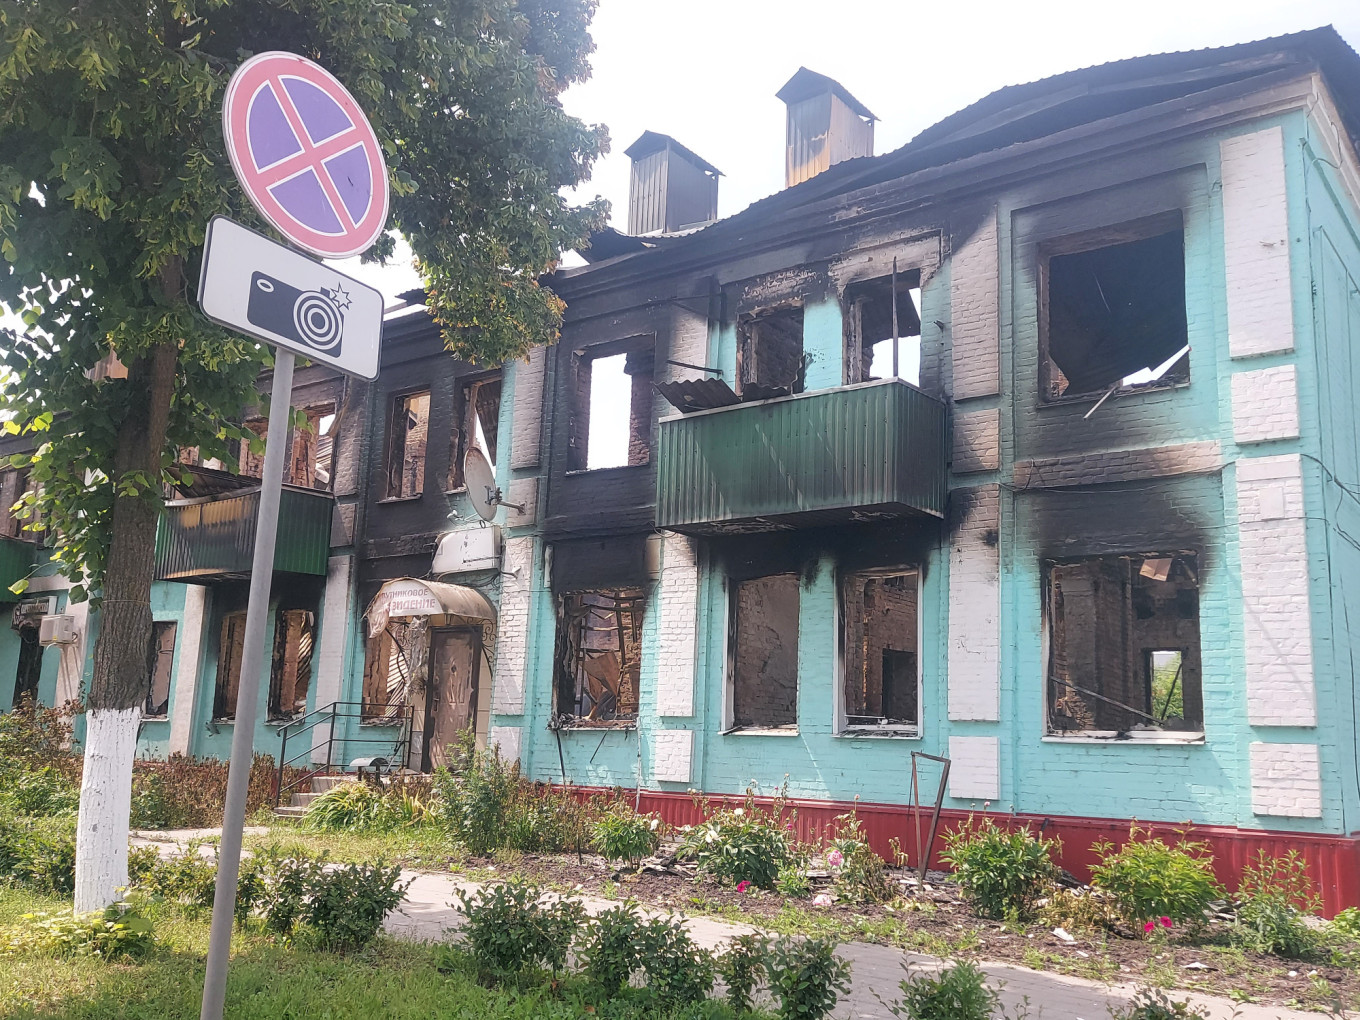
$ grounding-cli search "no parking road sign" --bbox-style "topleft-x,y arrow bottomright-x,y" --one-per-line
222,51 -> 390,259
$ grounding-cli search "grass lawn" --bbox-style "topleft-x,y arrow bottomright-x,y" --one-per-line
243,821 -> 461,871
0,889 -> 744,1020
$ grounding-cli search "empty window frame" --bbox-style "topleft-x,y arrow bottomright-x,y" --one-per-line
448,374 -> 503,490
737,306 -> 805,398
844,271 -> 922,385
729,573 -> 800,731
289,405 -> 337,491
362,618 -> 426,720
386,390 -> 431,498
214,611 -> 247,720
268,609 -> 315,721
0,467 -> 32,540
841,568 -> 919,732
145,621 -> 177,718
568,342 -> 654,472
238,420 -> 268,479
1044,552 -> 1203,735
1039,218 -> 1189,402
554,589 -> 644,724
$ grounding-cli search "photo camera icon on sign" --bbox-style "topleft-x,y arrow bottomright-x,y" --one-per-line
246,272 -> 350,355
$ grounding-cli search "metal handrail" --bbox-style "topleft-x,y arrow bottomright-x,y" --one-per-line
274,701 -> 416,807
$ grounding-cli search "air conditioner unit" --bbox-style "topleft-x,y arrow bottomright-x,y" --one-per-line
38,614 -> 78,646
431,526 -> 502,574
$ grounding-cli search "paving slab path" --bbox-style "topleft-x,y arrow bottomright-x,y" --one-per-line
133,832 -> 1350,1020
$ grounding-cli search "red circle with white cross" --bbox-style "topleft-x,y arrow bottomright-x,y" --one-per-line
222,51 -> 389,259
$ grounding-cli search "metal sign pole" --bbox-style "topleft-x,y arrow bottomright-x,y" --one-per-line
200,347 -> 296,1020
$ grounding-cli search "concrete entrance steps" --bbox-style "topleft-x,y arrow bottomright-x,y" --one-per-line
273,769 -> 422,818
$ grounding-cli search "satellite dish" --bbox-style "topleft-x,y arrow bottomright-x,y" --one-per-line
463,446 -> 524,522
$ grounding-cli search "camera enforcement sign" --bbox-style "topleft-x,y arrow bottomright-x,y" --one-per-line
198,215 -> 382,380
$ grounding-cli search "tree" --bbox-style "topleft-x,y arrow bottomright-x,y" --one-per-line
0,0 -> 607,911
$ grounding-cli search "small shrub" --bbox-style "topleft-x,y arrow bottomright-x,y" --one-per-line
1107,988 -> 1209,1019
881,960 -> 999,1020
125,753 -> 283,830
1039,887 -> 1121,934
305,781 -> 387,831
1230,850 -> 1326,959
1331,907 -> 1360,941
717,933 -> 769,1014
679,807 -> 793,890
4,901 -> 154,960
456,881 -> 585,983
580,901 -> 647,996
637,915 -> 715,1007
4,766 -> 79,817
139,841 -> 217,909
767,936 -> 851,1020
593,804 -> 662,868
940,817 -> 1059,920
0,700 -> 81,785
0,814 -> 77,894
126,845 -> 161,887
776,864 -> 812,899
1090,827 -> 1221,930
828,814 -> 892,905
305,860 -> 409,950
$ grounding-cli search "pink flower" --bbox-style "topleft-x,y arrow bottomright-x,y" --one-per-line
827,849 -> 844,868
736,881 -> 750,893
1160,917 -> 1172,928
1143,921 -> 1155,933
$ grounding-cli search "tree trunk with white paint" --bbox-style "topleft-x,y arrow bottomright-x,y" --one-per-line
73,318 -> 180,913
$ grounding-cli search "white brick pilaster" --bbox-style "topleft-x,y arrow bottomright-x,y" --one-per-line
1250,742 -> 1322,818
310,555 -> 354,762
952,408 -> 1001,474
491,536 -> 533,715
168,584 -> 208,756
1236,454 -> 1316,727
489,725 -> 523,764
656,533 -> 698,717
1231,364 -> 1300,444
948,736 -> 1000,801
652,729 -> 693,784
1221,126 -> 1295,359
509,347 -> 547,470
948,485 -> 1000,721
950,208 -> 1000,399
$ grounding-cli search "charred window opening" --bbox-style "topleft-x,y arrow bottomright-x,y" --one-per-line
0,467 -> 33,540
841,568 -> 919,731
738,306 -> 805,398
238,420 -> 268,479
363,617 -> 427,720
729,573 -> 800,731
268,608 -> 315,721
554,589 -> 644,725
844,271 -> 922,385
213,611 -> 247,720
386,390 -> 431,498
290,405 -> 336,491
145,621 -> 177,718
1040,221 -> 1189,402
1045,552 -> 1202,735
568,341 -> 654,472
448,374 -> 503,489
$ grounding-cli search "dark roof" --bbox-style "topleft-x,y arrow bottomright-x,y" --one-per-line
554,27 -> 1360,288
623,131 -> 723,176
776,67 -> 878,122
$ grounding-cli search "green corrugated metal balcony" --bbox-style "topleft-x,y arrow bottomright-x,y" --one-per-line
655,379 -> 948,534
154,485 -> 333,582
0,535 -> 37,595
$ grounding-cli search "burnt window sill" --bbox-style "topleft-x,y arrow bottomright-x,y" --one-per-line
1039,378 -> 1189,409
564,463 -> 650,478
557,720 -> 638,732
378,494 -> 424,504
837,726 -> 920,740
721,726 -> 799,737
141,715 -> 169,723
1042,730 -> 1204,745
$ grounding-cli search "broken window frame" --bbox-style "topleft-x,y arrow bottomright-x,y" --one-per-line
144,621 -> 177,719
725,572 -> 801,734
736,304 -> 806,398
361,617 -> 427,723
566,336 -> 655,473
837,566 -> 922,737
447,372 -> 503,491
1042,551 -> 1204,740
267,608 -> 316,722
213,611 -> 247,721
384,389 -> 431,499
1037,212 -> 1190,405
842,270 -> 923,386
0,467 -> 35,542
289,404 -> 337,492
553,588 -> 645,728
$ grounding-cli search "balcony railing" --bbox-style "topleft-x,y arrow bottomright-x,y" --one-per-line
0,535 -> 37,594
655,379 -> 947,534
154,485 -> 333,582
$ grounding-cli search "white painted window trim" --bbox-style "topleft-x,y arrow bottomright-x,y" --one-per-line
832,564 -> 923,739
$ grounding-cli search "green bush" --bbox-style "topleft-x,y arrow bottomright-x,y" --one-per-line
252,845 -> 325,937
766,936 -> 851,1020
456,880 -> 586,983
881,960 -> 1000,1020
0,813 -> 77,894
126,753 -> 281,830
1107,988 -> 1209,1019
1090,828 -> 1221,930
580,901 -> 647,996
636,915 -> 715,1007
3,900 -> 154,960
305,860 -> 409,951
940,817 -> 1059,920
137,840 -> 217,909
1230,850 -> 1327,959
1331,907 -> 1360,941
716,933 -> 769,1014
776,863 -> 812,899
4,766 -> 79,817
593,805 -> 662,868
828,814 -> 892,905
679,807 -> 793,890
304,781 -> 387,831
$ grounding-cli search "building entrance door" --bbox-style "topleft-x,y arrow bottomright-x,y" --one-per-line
421,627 -> 481,772
11,626 -> 43,708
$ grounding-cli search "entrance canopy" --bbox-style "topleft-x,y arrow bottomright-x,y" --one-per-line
367,578 -> 495,637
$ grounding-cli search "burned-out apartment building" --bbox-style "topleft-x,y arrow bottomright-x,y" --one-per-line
4,27 -> 1360,908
